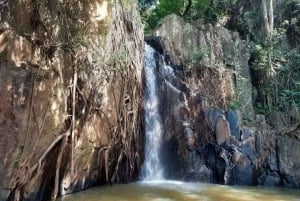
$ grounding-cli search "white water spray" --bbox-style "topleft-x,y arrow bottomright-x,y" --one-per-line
142,44 -> 164,180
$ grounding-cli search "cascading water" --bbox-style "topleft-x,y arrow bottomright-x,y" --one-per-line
141,44 -> 164,180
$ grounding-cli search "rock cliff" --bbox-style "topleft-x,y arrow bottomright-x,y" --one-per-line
147,14 -> 300,188
155,14 -> 254,119
0,0 -> 144,200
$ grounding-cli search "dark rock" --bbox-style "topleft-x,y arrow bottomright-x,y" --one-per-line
185,151 -> 213,183
226,110 -> 241,140
187,150 -> 197,173
282,174 -> 299,188
215,155 -> 226,184
268,150 -> 279,172
207,109 -> 225,132
233,151 -> 254,185
204,144 -> 224,184
145,36 -> 164,55
263,174 -> 282,186
219,147 -> 234,185
277,136 -> 300,188
196,165 -> 212,182
184,123 -> 196,150
161,136 -> 183,179
241,136 -> 256,163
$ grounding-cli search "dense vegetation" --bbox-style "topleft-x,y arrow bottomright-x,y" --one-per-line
245,0 -> 300,125
139,0 -> 237,32
139,0 -> 300,126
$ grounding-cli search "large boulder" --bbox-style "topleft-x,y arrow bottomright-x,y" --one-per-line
226,110 -> 241,140
233,150 -> 254,185
215,115 -> 231,145
277,136 -> 300,188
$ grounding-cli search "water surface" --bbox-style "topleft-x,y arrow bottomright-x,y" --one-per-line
58,180 -> 300,201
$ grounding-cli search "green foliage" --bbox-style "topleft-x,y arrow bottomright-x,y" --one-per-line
251,19 -> 300,120
184,0 -> 236,22
227,100 -> 240,110
254,102 -> 272,115
191,47 -> 208,66
182,0 -> 211,21
276,49 -> 300,108
252,44 -> 269,70
139,0 -> 237,32
141,0 -> 184,32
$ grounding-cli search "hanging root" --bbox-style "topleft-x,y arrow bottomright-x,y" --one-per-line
104,148 -> 110,183
8,129 -> 70,201
52,136 -> 67,201
110,151 -> 125,183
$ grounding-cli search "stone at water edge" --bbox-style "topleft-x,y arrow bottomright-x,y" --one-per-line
277,136 -> 300,188
233,151 -> 254,185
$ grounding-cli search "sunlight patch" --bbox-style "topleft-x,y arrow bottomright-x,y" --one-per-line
93,1 -> 108,22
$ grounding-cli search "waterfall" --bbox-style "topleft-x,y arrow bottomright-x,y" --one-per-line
142,44 -> 164,180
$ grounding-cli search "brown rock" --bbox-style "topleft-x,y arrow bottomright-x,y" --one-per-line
7,36 -> 35,67
0,1 -> 144,200
0,30 -> 9,55
216,115 -> 230,145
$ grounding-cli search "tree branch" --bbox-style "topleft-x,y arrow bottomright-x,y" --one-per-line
182,0 -> 192,17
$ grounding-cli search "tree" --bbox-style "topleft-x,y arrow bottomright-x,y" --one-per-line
140,0 -> 238,32
262,0 -> 274,38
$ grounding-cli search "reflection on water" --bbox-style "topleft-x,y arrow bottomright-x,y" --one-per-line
57,181 -> 300,201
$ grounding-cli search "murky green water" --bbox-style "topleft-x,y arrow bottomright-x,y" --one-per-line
57,180 -> 300,201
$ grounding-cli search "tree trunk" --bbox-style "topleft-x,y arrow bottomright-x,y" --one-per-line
182,0 -> 192,17
262,0 -> 270,37
268,0 -> 274,34
262,0 -> 274,38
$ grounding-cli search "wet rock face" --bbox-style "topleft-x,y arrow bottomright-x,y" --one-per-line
146,45 -> 187,179
146,37 -> 251,185
148,14 -> 250,185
